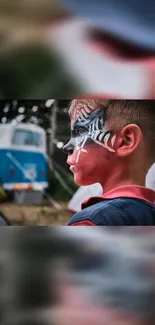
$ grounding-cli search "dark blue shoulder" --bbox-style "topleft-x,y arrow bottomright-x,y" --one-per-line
68,199 -> 120,225
68,198 -> 155,226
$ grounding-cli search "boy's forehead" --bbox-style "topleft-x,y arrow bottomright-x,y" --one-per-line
70,102 -> 102,129
71,102 -> 87,127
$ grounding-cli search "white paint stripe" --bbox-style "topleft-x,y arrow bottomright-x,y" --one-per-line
84,106 -> 91,114
111,134 -> 116,147
99,132 -> 105,141
89,124 -> 92,135
77,113 -> 83,121
81,136 -> 88,149
81,148 -> 88,153
92,130 -> 101,140
81,109 -> 88,118
95,118 -> 99,131
76,150 -> 81,163
77,116 -> 82,122
104,133 -> 110,147
92,122 -> 95,133
92,138 -> 116,152
101,118 -> 104,129
76,136 -> 88,163
78,111 -> 88,121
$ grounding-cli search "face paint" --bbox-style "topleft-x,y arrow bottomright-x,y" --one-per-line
71,102 -> 93,130
63,103 -> 116,164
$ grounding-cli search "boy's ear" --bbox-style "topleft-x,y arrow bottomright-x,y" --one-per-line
116,124 -> 142,157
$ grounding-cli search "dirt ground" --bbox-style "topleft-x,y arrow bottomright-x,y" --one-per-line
0,203 -> 73,225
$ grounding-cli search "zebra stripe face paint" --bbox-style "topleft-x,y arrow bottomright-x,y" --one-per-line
63,103 -> 118,186
69,105 -> 116,163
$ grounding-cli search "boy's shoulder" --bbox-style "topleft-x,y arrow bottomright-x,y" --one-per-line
68,197 -> 155,226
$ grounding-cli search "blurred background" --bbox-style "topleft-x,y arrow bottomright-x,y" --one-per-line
0,0 -> 155,98
1,226 -> 155,325
0,99 -> 77,225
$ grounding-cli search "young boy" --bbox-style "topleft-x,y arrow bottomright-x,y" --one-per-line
63,100 -> 155,225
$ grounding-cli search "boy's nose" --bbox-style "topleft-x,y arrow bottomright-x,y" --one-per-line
63,140 -> 74,154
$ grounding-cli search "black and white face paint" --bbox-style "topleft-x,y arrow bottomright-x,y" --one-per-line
63,103 -> 116,163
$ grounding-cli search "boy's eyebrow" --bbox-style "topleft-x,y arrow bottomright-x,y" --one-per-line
71,120 -> 88,132
74,123 -> 88,129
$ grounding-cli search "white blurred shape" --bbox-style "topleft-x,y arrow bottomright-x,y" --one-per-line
68,183 -> 102,212
3,104 -> 10,113
146,163 -> 155,190
18,107 -> 25,113
2,117 -> 7,123
57,141 -> 64,149
32,105 -> 38,112
46,20 -> 150,98
11,119 -> 18,125
16,114 -> 25,122
46,99 -> 55,108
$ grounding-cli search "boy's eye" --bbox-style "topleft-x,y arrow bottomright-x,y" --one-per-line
77,128 -> 87,136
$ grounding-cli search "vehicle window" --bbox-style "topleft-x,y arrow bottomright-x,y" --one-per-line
12,130 -> 42,147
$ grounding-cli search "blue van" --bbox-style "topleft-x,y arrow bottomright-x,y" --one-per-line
0,123 -> 48,203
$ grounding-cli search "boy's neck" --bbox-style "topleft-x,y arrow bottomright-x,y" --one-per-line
100,156 -> 148,194
100,173 -> 146,194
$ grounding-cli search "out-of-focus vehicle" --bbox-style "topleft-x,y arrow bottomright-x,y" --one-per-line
0,123 -> 48,203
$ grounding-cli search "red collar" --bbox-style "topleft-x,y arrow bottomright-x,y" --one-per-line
82,185 -> 155,209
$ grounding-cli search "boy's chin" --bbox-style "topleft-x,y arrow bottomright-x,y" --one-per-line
74,174 -> 97,186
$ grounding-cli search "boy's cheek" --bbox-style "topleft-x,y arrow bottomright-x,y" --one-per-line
83,143 -> 112,160
67,141 -> 113,168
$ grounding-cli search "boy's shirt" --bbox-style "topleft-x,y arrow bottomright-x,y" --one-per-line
68,185 -> 155,226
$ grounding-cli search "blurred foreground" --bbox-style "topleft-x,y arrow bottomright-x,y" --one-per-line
0,0 -> 155,98
0,227 -> 155,325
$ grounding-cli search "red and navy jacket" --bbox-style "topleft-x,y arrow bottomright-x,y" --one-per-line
68,185 -> 155,226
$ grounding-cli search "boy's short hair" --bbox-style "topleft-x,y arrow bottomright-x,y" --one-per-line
69,99 -> 155,163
